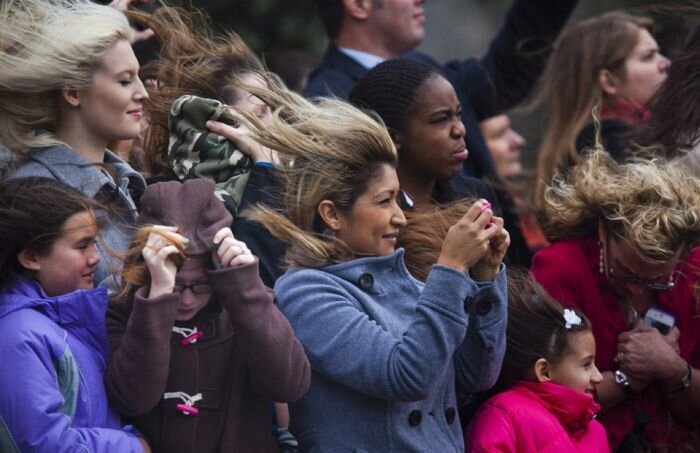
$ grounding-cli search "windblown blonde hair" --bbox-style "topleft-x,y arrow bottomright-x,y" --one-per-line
0,0 -> 131,155
541,148 -> 700,262
231,75 -> 398,269
534,12 -> 653,209
127,6 -> 264,177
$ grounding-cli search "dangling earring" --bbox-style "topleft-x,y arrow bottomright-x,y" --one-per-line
598,241 -> 604,275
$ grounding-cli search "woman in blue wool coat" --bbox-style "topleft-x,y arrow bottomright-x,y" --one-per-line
216,75 -> 510,452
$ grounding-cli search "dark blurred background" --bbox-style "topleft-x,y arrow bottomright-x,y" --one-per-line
188,0 -> 672,56
146,0 -> 695,168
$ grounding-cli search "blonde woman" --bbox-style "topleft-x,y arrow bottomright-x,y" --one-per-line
218,76 -> 510,452
0,0 -> 148,284
534,12 -> 670,209
531,149 -> 700,450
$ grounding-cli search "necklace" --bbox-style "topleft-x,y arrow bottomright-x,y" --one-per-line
626,304 -> 639,326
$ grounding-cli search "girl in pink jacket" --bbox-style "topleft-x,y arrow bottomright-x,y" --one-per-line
466,275 -> 609,452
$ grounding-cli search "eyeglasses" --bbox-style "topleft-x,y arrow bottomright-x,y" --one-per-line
603,232 -> 684,291
173,283 -> 212,295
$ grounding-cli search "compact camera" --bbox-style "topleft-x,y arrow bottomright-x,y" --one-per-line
643,307 -> 675,335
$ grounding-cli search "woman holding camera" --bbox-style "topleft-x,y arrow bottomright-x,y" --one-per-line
531,149 -> 700,451
231,75 -> 509,452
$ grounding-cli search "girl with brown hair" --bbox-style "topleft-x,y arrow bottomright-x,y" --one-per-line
0,177 -> 149,452
466,274 -> 607,452
104,179 -> 310,453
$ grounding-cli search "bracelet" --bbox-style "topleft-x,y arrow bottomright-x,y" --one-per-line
614,368 -> 634,396
662,362 -> 692,395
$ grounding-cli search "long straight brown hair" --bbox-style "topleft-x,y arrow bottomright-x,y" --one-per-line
534,12 -> 653,209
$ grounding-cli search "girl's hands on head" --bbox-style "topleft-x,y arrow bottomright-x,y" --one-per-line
142,225 -> 186,299
437,199 -> 500,275
206,117 -> 279,165
212,227 -> 255,268
472,216 -> 510,282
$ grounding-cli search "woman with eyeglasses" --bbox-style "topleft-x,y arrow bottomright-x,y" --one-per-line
531,148 -> 700,451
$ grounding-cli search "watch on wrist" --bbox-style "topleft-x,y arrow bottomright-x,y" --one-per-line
614,369 -> 633,396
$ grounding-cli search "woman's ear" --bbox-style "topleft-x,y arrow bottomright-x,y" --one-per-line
533,358 -> 552,383
17,249 -> 41,272
388,127 -> 403,151
317,200 -> 342,232
60,86 -> 81,108
598,69 -> 620,96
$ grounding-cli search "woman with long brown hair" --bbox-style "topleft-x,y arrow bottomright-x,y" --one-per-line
639,23 -> 700,174
534,12 -> 670,209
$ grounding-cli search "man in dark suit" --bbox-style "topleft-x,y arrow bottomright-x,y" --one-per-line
305,0 -> 578,180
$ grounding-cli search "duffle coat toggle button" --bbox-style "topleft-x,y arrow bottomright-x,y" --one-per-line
163,391 -> 203,415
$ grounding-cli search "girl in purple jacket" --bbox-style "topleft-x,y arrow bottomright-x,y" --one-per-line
466,274 -> 608,452
0,177 -> 148,452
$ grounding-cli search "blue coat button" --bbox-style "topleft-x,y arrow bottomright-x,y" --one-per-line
358,273 -> 374,290
408,410 -> 422,427
475,299 -> 493,315
445,407 -> 456,424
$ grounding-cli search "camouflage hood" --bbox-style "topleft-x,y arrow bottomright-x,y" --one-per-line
168,95 -> 253,218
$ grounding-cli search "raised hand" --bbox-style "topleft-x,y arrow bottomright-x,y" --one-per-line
108,0 -> 156,43
142,225 -> 187,299
206,117 -> 279,164
472,216 -> 510,281
212,227 -> 255,268
437,199 -> 500,275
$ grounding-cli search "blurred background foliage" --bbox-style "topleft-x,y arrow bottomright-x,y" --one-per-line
173,0 -> 326,55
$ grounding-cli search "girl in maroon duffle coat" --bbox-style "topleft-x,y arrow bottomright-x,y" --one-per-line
105,179 -> 310,453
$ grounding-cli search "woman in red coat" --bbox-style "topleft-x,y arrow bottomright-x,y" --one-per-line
531,149 -> 700,451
